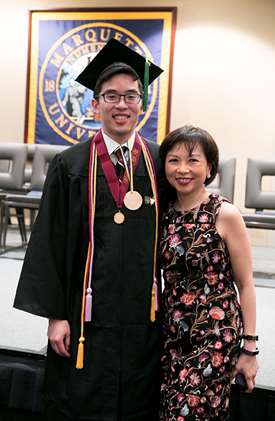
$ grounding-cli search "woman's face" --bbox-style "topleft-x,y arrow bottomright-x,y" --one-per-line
165,142 -> 211,196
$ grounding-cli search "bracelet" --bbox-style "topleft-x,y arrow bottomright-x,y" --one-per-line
240,347 -> 259,356
242,335 -> 258,341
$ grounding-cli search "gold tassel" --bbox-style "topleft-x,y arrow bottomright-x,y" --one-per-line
76,336 -> 85,369
150,287 -> 155,322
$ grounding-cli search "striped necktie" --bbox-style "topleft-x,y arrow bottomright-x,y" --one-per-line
114,146 -> 128,182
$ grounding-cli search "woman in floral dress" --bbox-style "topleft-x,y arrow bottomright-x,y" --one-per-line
159,126 -> 259,420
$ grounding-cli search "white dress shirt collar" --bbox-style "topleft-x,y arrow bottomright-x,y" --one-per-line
101,129 -> 135,156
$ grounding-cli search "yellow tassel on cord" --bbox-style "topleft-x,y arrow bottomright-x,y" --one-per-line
76,336 -> 85,369
150,287 -> 156,322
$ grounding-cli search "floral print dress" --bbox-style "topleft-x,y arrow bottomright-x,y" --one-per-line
159,194 -> 243,421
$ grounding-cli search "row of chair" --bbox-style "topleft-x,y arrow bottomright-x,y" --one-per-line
243,159 -> 275,229
209,157 -> 275,230
0,143 -> 67,247
0,144 -> 275,249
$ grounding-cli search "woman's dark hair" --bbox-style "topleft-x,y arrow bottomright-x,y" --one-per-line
93,62 -> 144,99
159,125 -> 219,205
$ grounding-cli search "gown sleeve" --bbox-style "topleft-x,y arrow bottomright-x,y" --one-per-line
13,154 -> 69,320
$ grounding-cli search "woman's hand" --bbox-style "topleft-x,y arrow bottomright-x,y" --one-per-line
48,319 -> 71,357
233,353 -> 259,392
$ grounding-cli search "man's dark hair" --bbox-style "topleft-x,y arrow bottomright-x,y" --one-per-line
93,62 -> 144,99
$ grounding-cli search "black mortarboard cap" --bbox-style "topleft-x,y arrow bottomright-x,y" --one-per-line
75,38 -> 163,111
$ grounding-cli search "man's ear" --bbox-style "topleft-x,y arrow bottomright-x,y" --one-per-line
139,102 -> 144,115
92,98 -> 99,114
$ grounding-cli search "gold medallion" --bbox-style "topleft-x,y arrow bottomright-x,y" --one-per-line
123,191 -> 143,211
114,211 -> 125,224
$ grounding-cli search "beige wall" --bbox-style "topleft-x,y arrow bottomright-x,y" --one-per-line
1,0 -> 275,245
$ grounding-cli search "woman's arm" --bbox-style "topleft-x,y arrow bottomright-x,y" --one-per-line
216,201 -> 259,391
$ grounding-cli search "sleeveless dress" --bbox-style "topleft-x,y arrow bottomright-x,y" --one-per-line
159,194 -> 243,420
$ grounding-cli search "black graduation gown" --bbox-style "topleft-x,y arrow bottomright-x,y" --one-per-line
13,137 -> 161,421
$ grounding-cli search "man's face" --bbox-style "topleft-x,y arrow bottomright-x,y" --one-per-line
92,73 -> 142,144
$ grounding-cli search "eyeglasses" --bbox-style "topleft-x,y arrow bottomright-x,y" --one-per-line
100,92 -> 142,104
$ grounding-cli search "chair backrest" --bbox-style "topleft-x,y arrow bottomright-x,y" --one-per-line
207,157 -> 236,202
0,143 -> 27,190
245,158 -> 275,210
30,144 -> 68,191
24,144 -> 37,184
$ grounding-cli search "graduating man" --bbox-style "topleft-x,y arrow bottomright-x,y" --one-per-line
14,39 -> 163,421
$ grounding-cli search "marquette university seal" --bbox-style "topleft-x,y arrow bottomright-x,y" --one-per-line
39,23 -> 158,144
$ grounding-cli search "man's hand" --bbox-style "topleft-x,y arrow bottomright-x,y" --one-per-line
48,319 -> 71,357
